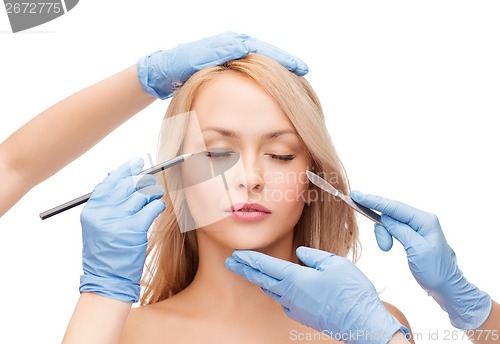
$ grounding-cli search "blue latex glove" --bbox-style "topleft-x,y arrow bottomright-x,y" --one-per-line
79,158 -> 166,303
350,190 -> 492,330
137,31 -> 309,99
225,247 -> 409,344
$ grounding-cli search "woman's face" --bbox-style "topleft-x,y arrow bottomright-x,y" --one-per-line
180,72 -> 311,254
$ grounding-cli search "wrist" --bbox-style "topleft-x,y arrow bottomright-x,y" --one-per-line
431,272 -> 492,330
339,299 -> 409,344
137,50 -> 165,99
80,274 -> 140,304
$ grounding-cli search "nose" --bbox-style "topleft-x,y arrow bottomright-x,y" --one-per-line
234,155 -> 264,192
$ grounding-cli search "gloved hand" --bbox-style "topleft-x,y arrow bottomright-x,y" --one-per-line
137,31 -> 309,99
79,158 -> 166,303
350,190 -> 492,330
225,247 -> 409,344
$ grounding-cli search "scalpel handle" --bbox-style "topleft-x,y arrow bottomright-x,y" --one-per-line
39,192 -> 91,220
347,197 -> 382,225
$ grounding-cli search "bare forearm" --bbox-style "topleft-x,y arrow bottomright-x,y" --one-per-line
0,64 -> 155,216
466,300 -> 500,343
62,293 -> 131,344
388,331 -> 411,344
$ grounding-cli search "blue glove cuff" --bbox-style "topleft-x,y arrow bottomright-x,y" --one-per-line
137,50 -> 164,99
340,304 -> 410,344
399,325 -> 412,341
446,288 -> 492,330
80,274 -> 140,303
340,325 -> 409,344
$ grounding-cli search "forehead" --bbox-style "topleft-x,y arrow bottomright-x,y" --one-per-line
190,72 -> 295,134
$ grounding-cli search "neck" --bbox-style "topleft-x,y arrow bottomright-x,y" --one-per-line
186,230 -> 294,309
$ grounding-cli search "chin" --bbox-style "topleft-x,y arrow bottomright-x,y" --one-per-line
196,217 -> 295,257
212,230 -> 293,257
220,233 -> 279,251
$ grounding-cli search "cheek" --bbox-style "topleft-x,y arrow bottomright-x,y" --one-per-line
182,178 -> 230,229
263,168 -> 309,206
181,166 -> 248,230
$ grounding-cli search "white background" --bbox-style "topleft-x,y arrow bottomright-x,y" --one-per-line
1,1 -> 499,343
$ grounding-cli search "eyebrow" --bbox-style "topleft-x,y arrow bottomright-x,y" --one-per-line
201,127 -> 299,141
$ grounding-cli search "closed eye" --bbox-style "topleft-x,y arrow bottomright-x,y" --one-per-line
205,149 -> 237,158
269,154 -> 296,161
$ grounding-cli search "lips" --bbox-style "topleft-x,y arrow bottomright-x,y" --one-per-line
226,203 -> 272,222
227,203 -> 271,213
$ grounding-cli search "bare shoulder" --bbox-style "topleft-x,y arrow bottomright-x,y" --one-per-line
382,301 -> 415,344
382,301 -> 410,326
120,301 -> 182,344
120,304 -> 159,343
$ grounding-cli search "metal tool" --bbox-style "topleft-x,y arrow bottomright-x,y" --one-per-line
39,153 -> 194,220
40,148 -> 242,220
306,170 -> 382,225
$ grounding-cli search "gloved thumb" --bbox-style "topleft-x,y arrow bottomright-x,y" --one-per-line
296,246 -> 334,270
381,214 -> 424,251
375,224 -> 394,251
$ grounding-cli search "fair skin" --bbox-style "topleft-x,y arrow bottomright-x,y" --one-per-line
0,65 -> 155,217
3,63 -> 154,343
118,72 -> 413,343
60,64 -> 498,342
53,66 -> 153,344
468,301 -> 500,343
59,68 -> 498,344
63,293 -> 131,343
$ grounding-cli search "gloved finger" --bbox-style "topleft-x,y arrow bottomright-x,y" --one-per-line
282,306 -> 293,319
381,214 -> 426,251
115,175 -> 153,200
187,31 -> 249,68
225,257 -> 283,296
92,158 -> 144,196
108,157 -> 144,181
350,190 -> 428,230
374,224 -> 394,251
231,250 -> 300,280
244,37 -> 309,76
124,185 -> 165,214
94,174 -> 157,204
295,246 -> 334,270
261,288 -> 282,303
268,292 -> 294,321
134,175 -> 157,190
131,199 -> 166,233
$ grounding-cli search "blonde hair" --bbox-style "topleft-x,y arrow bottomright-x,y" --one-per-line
141,54 -> 359,305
